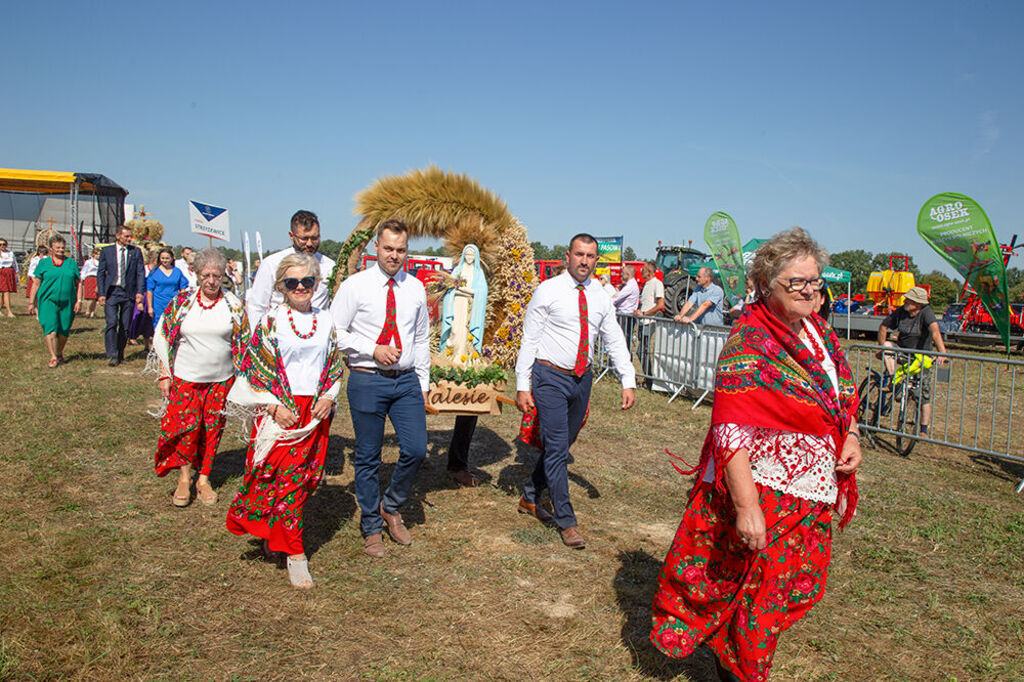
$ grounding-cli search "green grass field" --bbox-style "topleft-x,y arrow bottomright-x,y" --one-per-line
1,298 -> 1023,681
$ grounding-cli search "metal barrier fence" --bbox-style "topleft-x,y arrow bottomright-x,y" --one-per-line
594,321 -> 1024,492
593,313 -> 730,406
847,343 -> 1024,492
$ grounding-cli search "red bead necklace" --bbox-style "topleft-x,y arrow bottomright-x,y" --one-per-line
288,308 -> 317,339
802,321 -> 826,362
197,292 -> 221,310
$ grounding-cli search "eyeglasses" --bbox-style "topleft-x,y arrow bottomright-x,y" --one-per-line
283,276 -> 316,291
777,277 -> 826,293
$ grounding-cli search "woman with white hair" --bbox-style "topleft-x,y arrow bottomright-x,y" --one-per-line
152,248 -> 248,507
226,252 -> 343,589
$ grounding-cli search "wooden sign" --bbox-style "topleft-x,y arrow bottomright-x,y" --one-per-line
425,380 -> 512,416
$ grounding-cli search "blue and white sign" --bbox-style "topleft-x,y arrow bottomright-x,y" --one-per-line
188,200 -> 230,241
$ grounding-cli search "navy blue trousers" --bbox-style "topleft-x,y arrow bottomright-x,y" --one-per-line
523,362 -> 592,530
103,287 -> 133,360
347,370 -> 427,536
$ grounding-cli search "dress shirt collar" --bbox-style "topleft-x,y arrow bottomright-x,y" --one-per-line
560,271 -> 595,291
372,264 -> 407,286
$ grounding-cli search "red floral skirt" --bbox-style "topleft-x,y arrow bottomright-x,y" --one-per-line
154,377 -> 232,477
82,275 -> 97,300
225,395 -> 330,556
0,267 -> 16,293
650,482 -> 833,682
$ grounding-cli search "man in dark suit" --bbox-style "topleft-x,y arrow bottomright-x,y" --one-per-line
96,225 -> 145,366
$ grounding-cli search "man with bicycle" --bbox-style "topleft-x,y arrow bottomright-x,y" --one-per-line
877,286 -> 948,436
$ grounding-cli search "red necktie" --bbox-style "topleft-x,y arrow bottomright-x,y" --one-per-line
376,279 -> 402,350
574,283 -> 589,376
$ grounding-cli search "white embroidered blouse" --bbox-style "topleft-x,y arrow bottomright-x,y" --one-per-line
702,322 -> 840,505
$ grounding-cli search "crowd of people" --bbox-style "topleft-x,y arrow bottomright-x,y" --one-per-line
2,216 -> 867,680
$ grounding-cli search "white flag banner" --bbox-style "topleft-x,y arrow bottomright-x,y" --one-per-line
188,200 -> 230,242
255,231 -> 264,259
243,232 -> 252,280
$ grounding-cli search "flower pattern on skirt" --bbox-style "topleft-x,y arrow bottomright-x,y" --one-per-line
154,377 -> 232,477
650,482 -> 832,682
225,395 -> 330,556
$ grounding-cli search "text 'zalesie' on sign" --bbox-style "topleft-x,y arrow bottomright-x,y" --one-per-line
188,200 -> 230,242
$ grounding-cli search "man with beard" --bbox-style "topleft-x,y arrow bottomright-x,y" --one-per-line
247,210 -> 336,327
330,219 -> 430,558
515,233 -> 636,549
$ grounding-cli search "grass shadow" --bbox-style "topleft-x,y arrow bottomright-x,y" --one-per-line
303,481 -> 357,558
324,434 -> 354,476
208,446 -> 247,489
968,452 -> 1024,484
614,549 -> 712,681
495,440 -> 540,499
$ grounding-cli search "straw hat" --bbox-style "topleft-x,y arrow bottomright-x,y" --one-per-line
904,286 -> 929,305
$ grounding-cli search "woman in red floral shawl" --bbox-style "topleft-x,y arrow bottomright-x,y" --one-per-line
225,253 -> 344,590
650,227 -> 863,682
152,248 -> 248,507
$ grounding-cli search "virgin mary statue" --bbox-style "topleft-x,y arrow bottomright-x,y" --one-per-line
440,244 -> 487,363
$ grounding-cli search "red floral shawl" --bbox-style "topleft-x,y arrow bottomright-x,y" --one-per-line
678,300 -> 859,528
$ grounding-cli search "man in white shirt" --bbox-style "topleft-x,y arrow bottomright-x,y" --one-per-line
612,264 -> 640,354
175,247 -> 197,288
633,262 -> 665,385
515,233 -> 636,549
248,210 -> 336,327
330,219 -> 430,558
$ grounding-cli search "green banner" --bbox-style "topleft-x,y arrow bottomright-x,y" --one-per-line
703,211 -> 745,306
596,236 -> 623,263
917,192 -> 1010,349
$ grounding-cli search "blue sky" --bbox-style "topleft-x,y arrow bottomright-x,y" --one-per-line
4,1 -> 1022,275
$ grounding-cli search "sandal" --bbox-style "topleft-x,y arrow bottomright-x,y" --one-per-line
196,481 -> 218,505
172,479 -> 192,507
286,555 -> 313,589
47,358 -> 59,368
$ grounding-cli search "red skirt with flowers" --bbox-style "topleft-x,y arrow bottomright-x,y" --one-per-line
0,267 -> 16,293
226,395 -> 330,555
154,377 -> 232,477
650,482 -> 833,682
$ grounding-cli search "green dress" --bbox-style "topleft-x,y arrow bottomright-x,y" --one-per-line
35,257 -> 80,336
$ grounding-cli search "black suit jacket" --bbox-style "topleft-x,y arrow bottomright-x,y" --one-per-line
96,244 -> 146,298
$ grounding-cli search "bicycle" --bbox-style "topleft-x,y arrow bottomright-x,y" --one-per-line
856,351 -> 932,456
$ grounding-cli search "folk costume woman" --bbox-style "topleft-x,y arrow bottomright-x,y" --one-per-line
29,236 -> 83,367
80,247 -> 101,318
152,249 -> 247,507
650,228 -> 862,682
225,253 -> 343,589
0,238 -> 19,317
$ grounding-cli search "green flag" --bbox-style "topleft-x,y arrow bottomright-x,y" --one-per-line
917,192 -> 1010,349
703,211 -> 745,306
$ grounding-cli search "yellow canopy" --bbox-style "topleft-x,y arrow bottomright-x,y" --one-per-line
0,168 -> 95,194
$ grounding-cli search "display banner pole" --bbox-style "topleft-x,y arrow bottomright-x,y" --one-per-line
918,192 -> 1011,351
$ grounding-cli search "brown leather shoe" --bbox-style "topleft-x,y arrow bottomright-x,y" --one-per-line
449,469 -> 480,487
380,504 -> 412,545
559,525 -> 586,549
364,533 -> 386,558
517,496 -> 554,524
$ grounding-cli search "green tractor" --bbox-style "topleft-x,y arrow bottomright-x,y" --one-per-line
655,244 -> 711,316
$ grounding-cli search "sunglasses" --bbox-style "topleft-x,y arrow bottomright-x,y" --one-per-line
283,276 -> 316,291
